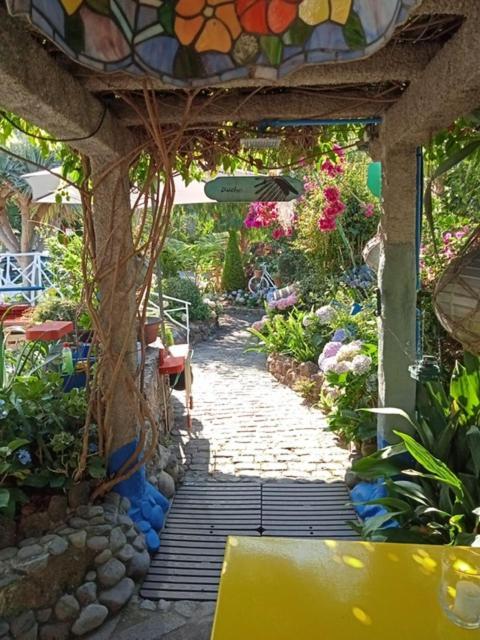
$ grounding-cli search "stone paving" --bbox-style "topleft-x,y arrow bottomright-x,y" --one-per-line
178,309 -> 350,483
94,309 -> 352,640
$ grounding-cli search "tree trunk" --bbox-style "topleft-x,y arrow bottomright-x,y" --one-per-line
0,192 -> 20,254
90,156 -> 139,455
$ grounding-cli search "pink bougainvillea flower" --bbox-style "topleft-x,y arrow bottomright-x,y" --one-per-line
324,200 -> 346,218
332,143 -> 345,159
236,0 -> 298,35
321,158 -> 343,177
303,179 -> 317,193
318,216 -> 337,232
323,186 -> 341,203
363,203 -> 375,218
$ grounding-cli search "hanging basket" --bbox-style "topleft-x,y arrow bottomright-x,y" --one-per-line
434,234 -> 480,354
362,234 -> 381,272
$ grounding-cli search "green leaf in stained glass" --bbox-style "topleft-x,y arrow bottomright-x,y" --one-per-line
260,36 -> 283,66
64,13 -> 85,55
283,19 -> 313,47
174,47 -> 205,80
158,2 -> 174,36
85,0 -> 110,16
343,10 -> 367,50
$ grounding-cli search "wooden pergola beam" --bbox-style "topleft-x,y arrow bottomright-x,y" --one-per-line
415,0 -> 476,16
78,43 -> 438,94
0,7 -> 135,159
113,89 -> 398,127
380,5 -> 480,146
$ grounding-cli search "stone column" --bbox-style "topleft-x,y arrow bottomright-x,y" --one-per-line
90,156 -> 138,454
377,145 -> 417,445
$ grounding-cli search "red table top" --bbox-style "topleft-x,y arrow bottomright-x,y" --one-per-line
25,321 -> 74,341
159,354 -> 185,376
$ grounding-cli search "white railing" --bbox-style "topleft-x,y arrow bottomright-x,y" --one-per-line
0,252 -> 192,343
148,294 -> 191,345
0,252 -> 54,304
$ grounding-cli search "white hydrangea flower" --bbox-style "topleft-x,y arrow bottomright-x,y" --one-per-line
315,305 -> 336,324
351,354 -> 372,375
336,340 -> 363,362
322,358 -> 352,375
331,361 -> 353,374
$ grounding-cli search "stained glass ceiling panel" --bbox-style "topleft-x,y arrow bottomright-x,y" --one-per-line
7,0 -> 421,87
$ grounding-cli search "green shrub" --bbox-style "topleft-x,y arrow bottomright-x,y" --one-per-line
32,296 -> 78,324
163,276 -> 211,322
221,230 -> 246,292
352,352 -> 480,545
0,374 -> 104,517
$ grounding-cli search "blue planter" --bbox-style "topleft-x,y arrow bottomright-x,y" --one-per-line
63,371 -> 87,391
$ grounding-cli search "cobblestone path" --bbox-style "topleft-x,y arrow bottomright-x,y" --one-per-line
108,310 -> 353,640
178,309 -> 350,483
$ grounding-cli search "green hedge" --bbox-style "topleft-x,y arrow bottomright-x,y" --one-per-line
163,277 -> 211,321
221,230 -> 246,292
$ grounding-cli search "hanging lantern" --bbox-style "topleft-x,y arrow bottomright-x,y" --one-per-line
434,236 -> 480,354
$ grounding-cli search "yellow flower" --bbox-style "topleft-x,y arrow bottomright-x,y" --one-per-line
299,0 -> 352,26
60,0 -> 83,15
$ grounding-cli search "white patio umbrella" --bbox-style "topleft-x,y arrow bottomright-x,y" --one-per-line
22,168 -> 216,207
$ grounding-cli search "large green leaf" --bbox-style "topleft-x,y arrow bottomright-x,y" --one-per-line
6,438 -> 30,453
353,496 -> 412,512
391,480 -> 432,506
0,488 -> 10,509
450,361 -> 480,424
466,426 -> 480,477
362,511 -> 402,537
395,431 -> 464,498
352,442 -> 406,479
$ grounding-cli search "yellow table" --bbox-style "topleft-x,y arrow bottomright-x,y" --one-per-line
211,537 -> 478,640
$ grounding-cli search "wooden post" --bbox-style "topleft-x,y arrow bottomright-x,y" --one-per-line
377,145 -> 418,445
90,157 -> 138,454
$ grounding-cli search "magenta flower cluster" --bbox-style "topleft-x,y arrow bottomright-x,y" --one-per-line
244,202 -> 279,229
244,201 -> 295,240
317,146 -> 347,232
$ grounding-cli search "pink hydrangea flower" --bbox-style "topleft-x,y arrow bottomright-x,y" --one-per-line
322,341 -> 343,358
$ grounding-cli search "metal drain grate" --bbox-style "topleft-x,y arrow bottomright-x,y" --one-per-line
141,481 -> 358,601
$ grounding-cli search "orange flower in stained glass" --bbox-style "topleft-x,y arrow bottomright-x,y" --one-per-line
175,0 -> 241,53
236,0 -> 299,36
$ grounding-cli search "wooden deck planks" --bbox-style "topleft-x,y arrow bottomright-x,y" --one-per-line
140,482 -> 359,601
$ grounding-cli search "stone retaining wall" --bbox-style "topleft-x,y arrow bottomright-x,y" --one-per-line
0,495 -> 150,639
0,346 -> 185,639
266,353 -> 323,397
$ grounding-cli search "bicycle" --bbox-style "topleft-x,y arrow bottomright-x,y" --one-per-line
248,264 -> 277,297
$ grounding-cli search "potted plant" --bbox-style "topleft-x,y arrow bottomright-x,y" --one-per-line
140,317 -> 161,345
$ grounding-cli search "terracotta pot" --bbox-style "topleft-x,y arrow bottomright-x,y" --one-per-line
141,317 -> 161,344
